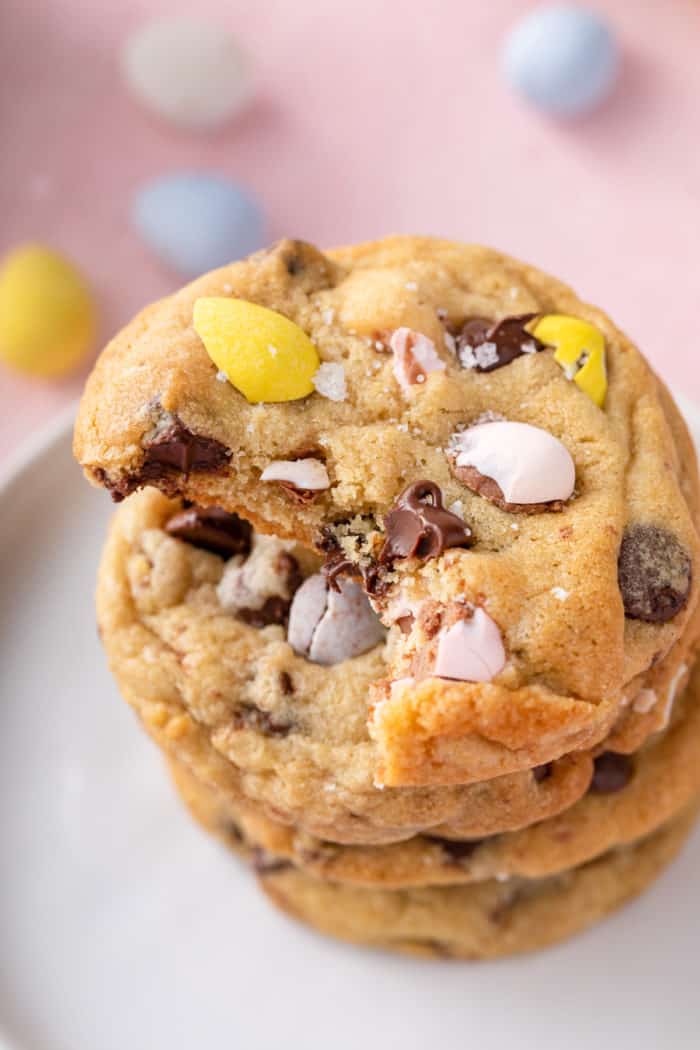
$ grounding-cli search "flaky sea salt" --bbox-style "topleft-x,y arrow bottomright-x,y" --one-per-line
551,587 -> 569,601
459,340 -> 499,370
322,307 -> 335,325
404,281 -> 418,291
312,362 -> 347,402
216,370 -> 229,383
449,500 -> 465,520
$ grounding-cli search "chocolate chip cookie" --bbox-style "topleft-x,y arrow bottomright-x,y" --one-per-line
77,237 -> 700,787
97,488 -> 698,847
164,648 -> 700,889
172,757 -> 698,960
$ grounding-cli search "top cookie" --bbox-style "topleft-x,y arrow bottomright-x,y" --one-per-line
75,236 -> 700,785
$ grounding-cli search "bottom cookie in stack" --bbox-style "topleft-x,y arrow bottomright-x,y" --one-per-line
169,756 -> 698,960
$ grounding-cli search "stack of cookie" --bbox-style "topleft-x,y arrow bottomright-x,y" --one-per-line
75,237 -> 700,959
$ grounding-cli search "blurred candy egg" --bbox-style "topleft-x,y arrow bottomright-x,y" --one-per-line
502,5 -> 618,116
0,244 -> 95,379
132,173 -> 264,278
122,16 -> 254,130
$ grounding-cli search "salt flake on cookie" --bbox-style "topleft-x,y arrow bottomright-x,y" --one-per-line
448,420 -> 575,513
389,327 -> 445,391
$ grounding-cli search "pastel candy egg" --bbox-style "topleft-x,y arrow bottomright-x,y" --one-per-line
434,609 -> 506,683
288,574 -> 386,665
449,421 -> 575,508
532,314 -> 607,406
133,173 -> 263,278
122,16 -> 253,130
0,244 -> 95,379
193,297 -> 320,402
503,5 -> 618,117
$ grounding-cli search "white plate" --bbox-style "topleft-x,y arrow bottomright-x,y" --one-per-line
1,399 -> 700,1050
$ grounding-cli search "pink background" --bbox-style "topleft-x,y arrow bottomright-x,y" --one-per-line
2,0 -> 700,462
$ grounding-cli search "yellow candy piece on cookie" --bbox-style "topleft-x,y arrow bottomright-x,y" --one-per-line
532,314 -> 607,407
0,244 -> 95,379
193,297 -> 320,403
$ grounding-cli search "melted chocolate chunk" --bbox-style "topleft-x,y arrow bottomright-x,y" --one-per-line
532,763 -> 553,783
618,524 -> 692,623
379,481 -> 474,565
95,419 -> 231,503
456,313 -> 544,373
143,419 -> 230,475
165,506 -> 252,559
426,836 -> 485,864
231,704 -> 295,737
590,752 -> 633,794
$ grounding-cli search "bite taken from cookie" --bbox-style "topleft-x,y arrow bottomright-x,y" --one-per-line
75,236 -> 700,788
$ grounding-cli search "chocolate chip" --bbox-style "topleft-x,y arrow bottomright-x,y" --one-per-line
618,524 -> 692,623
426,836 -> 485,864
237,597 -> 294,627
143,418 -> 230,475
221,819 -> 244,845
317,526 -> 392,597
279,671 -> 294,695
251,848 -> 293,874
456,313 -> 544,372
379,480 -> 474,566
589,752 -> 633,794
532,763 -> 552,783
165,506 -> 252,559
231,704 -> 295,737
284,254 -> 303,275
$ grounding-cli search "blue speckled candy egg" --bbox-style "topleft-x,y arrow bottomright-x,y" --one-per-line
502,5 -> 618,116
133,173 -> 264,278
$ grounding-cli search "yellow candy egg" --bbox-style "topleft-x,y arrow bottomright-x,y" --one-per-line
0,244 -> 96,379
193,297 -> 320,403
531,314 -> 607,407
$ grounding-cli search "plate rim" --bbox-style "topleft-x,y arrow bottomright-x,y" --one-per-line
0,400 -> 78,494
